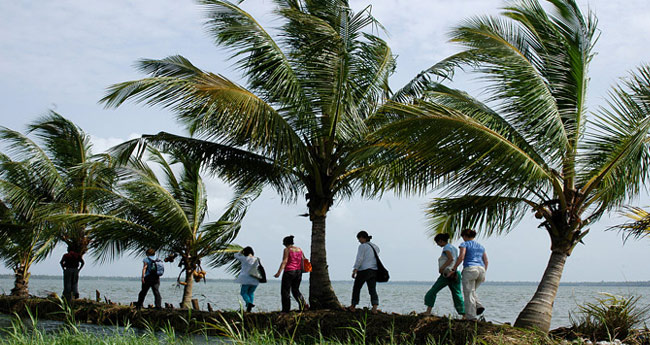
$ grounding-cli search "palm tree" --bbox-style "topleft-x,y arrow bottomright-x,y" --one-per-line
99,0 -> 423,309
372,0 -> 650,331
69,147 -> 258,308
0,112 -> 116,295
0,165 -> 57,297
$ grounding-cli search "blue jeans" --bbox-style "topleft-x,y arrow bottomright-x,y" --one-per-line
240,284 -> 257,305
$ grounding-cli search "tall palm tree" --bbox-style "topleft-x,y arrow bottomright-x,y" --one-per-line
372,0 -> 650,331
99,0 -> 423,309
68,147 -> 258,308
0,112 -> 116,295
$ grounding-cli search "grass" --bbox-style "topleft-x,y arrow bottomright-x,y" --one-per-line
5,294 -> 646,344
569,293 -> 650,342
0,309 -> 557,345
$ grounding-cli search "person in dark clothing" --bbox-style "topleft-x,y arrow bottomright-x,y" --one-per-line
60,245 -> 84,300
135,248 -> 162,309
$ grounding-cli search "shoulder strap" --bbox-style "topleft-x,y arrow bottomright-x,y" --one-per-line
369,243 -> 379,259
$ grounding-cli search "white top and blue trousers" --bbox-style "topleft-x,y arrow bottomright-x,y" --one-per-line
235,253 -> 260,307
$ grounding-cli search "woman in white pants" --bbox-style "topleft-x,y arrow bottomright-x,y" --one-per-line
451,229 -> 488,320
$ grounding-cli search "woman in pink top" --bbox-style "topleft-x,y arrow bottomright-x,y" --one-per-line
273,235 -> 309,312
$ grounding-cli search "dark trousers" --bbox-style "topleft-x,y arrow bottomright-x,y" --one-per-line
62,267 -> 79,299
136,275 -> 161,308
281,270 -> 306,312
351,269 -> 379,306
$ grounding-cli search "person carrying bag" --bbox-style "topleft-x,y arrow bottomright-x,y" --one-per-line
235,246 -> 263,312
348,230 -> 387,314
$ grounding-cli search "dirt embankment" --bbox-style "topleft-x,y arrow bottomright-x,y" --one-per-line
0,295 -> 558,344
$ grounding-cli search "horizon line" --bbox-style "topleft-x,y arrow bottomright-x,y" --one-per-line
6,274 -> 650,285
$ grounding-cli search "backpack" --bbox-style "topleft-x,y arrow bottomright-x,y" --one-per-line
148,258 -> 164,277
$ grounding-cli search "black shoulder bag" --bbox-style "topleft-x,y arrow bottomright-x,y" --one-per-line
369,244 -> 389,283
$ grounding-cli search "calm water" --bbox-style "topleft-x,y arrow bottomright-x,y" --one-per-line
2,276 -> 649,329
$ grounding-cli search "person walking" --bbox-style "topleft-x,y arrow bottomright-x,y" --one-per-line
451,229 -> 488,321
273,235 -> 308,313
60,245 -> 84,300
135,248 -> 162,309
348,230 -> 380,314
234,246 -> 261,312
422,233 -> 465,316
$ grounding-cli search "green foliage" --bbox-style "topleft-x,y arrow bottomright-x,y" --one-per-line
100,0 -> 437,309
0,112 -> 116,295
56,146 -> 259,306
370,0 -> 650,331
570,293 -> 650,341
611,206 -> 650,242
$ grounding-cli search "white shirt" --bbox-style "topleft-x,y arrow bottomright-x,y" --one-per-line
234,253 -> 260,286
438,243 -> 458,270
353,242 -> 379,271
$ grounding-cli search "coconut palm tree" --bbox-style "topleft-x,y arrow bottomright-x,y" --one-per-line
0,112 -> 116,295
0,167 -> 57,297
372,0 -> 650,331
98,0 -> 426,309
69,147 -> 258,308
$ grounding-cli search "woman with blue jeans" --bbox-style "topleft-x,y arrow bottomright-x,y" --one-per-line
451,229 -> 488,321
234,246 -> 260,312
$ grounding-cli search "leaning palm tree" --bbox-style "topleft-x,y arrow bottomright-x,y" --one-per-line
372,0 -> 650,332
0,112 -> 116,295
98,0 -> 429,309
70,147 -> 258,308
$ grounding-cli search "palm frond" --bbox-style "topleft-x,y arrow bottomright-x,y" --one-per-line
371,100 -> 554,198
102,57 -> 309,165
27,111 -> 93,171
199,0 -> 310,111
140,132 -> 303,203
580,65 -> 650,212
427,195 -> 533,238
610,206 -> 650,242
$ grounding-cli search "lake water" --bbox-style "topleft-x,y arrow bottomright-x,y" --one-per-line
2,276 -> 649,330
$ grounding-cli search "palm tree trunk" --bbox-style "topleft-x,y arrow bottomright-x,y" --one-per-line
181,269 -> 195,308
308,214 -> 342,309
514,249 -> 569,332
11,264 -> 29,297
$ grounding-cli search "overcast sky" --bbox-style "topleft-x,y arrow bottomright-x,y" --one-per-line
1,0 -> 650,285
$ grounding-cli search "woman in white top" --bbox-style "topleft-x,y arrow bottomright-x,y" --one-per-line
349,230 -> 380,314
234,246 -> 260,312
422,233 -> 465,316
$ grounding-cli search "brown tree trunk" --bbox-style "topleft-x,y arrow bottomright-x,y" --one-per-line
308,214 -> 342,309
514,249 -> 569,332
11,264 -> 29,297
180,269 -> 195,309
